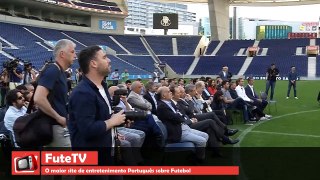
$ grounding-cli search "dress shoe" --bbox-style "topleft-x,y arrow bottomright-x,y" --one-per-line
222,137 -> 240,145
225,129 -> 239,136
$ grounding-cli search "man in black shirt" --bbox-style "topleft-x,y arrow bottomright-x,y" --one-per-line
265,63 -> 279,101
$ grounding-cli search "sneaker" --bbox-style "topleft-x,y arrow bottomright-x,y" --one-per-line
259,117 -> 269,121
265,114 -> 272,118
286,97 -> 289,99
295,97 -> 298,99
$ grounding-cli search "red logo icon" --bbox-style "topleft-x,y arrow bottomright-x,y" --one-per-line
12,151 -> 40,175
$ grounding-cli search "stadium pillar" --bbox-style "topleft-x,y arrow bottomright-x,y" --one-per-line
208,0 -> 229,40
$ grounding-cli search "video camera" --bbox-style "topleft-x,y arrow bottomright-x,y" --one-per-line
2,59 -> 20,71
112,89 -> 147,122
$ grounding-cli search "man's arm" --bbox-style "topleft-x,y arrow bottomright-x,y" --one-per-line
127,95 -> 152,111
33,85 -> 66,127
13,69 -> 23,79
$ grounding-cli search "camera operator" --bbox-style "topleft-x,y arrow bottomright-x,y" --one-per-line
22,62 -> 36,85
108,86 -> 145,165
8,59 -> 23,90
0,68 -> 9,107
68,46 -> 125,180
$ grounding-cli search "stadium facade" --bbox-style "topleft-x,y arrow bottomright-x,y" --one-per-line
125,0 -> 198,35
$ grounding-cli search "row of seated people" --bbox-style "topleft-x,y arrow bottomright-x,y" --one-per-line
0,79 -> 240,165
199,76 -> 272,125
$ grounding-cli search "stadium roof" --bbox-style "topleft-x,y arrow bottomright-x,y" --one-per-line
148,0 -> 320,6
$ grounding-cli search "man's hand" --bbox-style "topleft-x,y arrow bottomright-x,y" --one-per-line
57,116 -> 67,127
105,110 -> 126,129
191,118 -> 198,123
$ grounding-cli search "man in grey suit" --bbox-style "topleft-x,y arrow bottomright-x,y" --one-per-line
127,81 -> 162,139
127,81 -> 152,113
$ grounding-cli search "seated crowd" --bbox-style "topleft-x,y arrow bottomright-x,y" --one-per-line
0,74 -> 273,164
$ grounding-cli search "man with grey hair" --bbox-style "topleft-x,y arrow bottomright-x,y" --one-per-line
34,39 -> 76,180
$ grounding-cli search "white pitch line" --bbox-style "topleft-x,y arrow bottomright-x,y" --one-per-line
233,109 -> 320,180
249,130 -> 320,138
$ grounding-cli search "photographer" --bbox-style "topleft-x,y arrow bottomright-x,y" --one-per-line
108,86 -> 145,165
7,59 -> 23,90
22,62 -> 36,85
0,68 -> 9,107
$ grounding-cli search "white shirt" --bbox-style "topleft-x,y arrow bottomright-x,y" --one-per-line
149,92 -> 157,108
235,85 -> 251,102
248,85 -> 256,97
98,88 -> 115,153
4,106 -> 27,147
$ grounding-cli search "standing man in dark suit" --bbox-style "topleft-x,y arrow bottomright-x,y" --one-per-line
218,66 -> 232,82
68,46 -> 125,179
245,77 -> 268,111
265,63 -> 279,101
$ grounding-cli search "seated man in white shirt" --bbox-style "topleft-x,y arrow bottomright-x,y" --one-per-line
4,89 -> 27,147
235,78 -> 271,120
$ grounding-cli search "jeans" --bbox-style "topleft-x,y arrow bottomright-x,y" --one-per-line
266,80 -> 276,100
287,81 -> 297,97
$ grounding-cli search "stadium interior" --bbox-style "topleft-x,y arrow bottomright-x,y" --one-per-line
1,0 -> 320,179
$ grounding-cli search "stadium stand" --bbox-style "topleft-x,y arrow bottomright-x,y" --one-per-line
26,26 -> 86,51
117,55 -> 155,73
259,38 -> 309,57
108,55 -> 151,75
176,36 -> 201,55
205,40 -> 220,55
63,31 -> 127,54
244,56 -> 308,77
216,40 -> 254,56
144,36 -> 173,55
193,56 -> 246,75
158,56 -> 195,74
112,35 -> 149,55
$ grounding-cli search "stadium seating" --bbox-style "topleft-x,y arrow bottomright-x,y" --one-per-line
193,56 -> 246,75
63,31 -> 127,54
112,35 -> 149,55
176,36 -> 201,55
259,39 -> 309,57
216,40 -> 254,56
0,21 -> 316,77
205,40 -> 220,55
26,26 -> 86,51
117,55 -> 155,73
244,56 -> 308,77
144,36 -> 173,55
158,56 -> 195,74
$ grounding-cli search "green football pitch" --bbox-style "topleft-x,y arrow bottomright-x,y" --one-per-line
230,80 -> 320,147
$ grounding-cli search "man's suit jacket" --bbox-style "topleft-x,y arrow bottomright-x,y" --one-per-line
218,71 -> 232,81
176,100 -> 194,125
244,85 -> 258,100
143,92 -> 157,115
127,91 -> 152,111
156,100 -> 185,143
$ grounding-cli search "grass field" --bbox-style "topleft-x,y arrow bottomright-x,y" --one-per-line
229,80 -> 320,147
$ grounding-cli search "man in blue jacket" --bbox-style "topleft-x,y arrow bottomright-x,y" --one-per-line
68,46 -> 125,179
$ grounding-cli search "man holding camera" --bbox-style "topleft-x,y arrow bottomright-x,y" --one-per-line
68,46 -> 125,180
22,63 -> 36,85
8,60 -> 23,90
